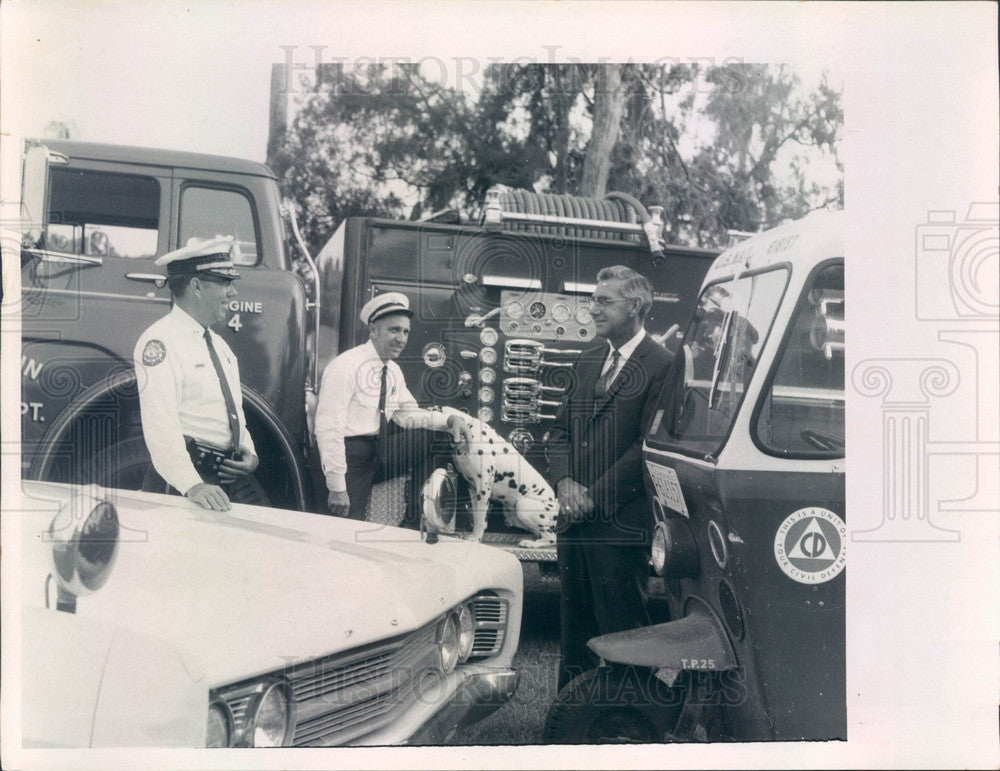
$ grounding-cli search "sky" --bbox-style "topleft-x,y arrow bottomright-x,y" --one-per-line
6,2 -> 842,164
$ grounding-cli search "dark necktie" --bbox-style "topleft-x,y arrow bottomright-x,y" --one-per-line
204,329 -> 240,452
377,363 -> 389,447
594,347 -> 621,404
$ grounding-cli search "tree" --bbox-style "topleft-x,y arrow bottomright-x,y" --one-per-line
579,64 -> 626,197
271,63 -> 475,255
604,63 -> 843,246
274,62 -> 843,253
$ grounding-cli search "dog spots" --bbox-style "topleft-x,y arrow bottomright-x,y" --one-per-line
447,424 -> 557,542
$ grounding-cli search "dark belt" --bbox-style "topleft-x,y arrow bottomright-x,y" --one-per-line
184,436 -> 240,480
344,434 -> 379,443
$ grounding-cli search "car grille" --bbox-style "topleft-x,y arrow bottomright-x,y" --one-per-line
288,622 -> 438,746
212,593 -> 509,746
470,594 -> 507,658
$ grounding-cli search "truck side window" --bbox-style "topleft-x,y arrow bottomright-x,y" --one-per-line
179,186 -> 258,266
47,168 -> 159,259
754,263 -> 845,457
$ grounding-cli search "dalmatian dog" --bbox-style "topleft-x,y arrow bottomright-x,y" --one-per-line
422,406 -> 557,548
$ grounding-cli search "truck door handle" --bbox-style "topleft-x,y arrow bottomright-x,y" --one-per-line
126,273 -> 168,287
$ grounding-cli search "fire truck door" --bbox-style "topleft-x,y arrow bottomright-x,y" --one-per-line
171,178 -> 307,426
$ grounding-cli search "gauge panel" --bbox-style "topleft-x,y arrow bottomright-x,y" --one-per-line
499,290 -> 594,341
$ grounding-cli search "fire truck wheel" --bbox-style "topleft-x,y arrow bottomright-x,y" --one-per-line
83,436 -> 271,506
82,436 -> 156,491
542,665 -> 684,744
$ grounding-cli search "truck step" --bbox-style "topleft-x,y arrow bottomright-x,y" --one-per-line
481,532 -> 557,563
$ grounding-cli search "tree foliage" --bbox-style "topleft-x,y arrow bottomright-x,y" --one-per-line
273,62 -> 843,253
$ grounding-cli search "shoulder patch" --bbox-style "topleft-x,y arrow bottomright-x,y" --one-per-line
142,339 -> 166,366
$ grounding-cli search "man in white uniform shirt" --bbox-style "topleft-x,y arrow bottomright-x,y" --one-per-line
315,293 -> 461,521
134,236 -> 258,512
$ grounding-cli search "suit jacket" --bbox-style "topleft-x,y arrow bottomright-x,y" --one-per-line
546,332 -> 673,536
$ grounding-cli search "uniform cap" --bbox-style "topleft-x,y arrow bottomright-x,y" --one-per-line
360,292 -> 413,325
155,235 -> 241,280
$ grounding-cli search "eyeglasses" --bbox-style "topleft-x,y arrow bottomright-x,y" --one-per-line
587,296 -> 631,308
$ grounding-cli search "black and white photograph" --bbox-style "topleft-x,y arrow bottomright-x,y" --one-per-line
1,2 -> 996,769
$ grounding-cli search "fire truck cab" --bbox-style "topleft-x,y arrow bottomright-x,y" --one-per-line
19,139 -> 317,510
543,209 -> 845,742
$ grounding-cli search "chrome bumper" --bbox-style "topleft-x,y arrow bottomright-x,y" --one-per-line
406,668 -> 520,745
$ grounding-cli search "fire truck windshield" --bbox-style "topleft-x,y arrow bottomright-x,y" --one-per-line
652,267 -> 788,458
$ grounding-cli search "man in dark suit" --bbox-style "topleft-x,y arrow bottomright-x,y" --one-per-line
547,265 -> 673,690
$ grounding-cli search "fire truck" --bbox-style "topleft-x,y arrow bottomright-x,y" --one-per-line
18,139 -> 716,562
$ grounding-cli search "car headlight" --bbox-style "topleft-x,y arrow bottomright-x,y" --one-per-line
435,613 -> 460,674
454,603 -> 476,663
206,701 -> 233,748
49,493 -> 120,599
248,682 -> 293,747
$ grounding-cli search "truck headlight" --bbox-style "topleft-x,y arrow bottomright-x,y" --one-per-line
454,603 -> 476,663
248,682 -> 293,747
651,521 -> 669,576
206,701 -> 233,748
435,614 -> 460,674
422,342 -> 447,368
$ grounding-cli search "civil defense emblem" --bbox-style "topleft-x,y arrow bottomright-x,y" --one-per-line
773,507 -> 846,584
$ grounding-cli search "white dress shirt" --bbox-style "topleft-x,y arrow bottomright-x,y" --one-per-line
600,328 -> 648,381
314,340 -> 450,493
133,304 -> 255,494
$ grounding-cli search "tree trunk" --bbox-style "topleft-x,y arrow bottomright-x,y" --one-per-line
551,67 -> 571,194
266,63 -> 288,171
579,65 -> 626,198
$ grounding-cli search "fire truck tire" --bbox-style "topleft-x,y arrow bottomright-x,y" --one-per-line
81,436 -> 155,492
84,436 -> 271,506
542,665 -> 684,744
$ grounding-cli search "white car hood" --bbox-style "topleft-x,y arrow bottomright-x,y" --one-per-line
21,483 -> 521,687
